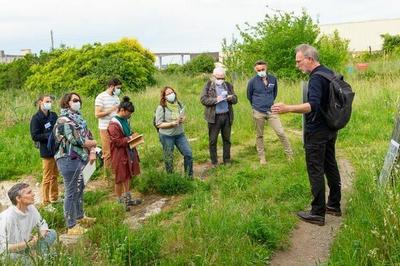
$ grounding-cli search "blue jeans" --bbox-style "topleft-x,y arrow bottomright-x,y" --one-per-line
57,157 -> 85,228
37,229 -> 57,253
5,229 -> 57,264
159,133 -> 193,177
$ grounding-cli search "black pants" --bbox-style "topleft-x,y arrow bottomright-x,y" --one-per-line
208,113 -> 231,164
304,130 -> 341,216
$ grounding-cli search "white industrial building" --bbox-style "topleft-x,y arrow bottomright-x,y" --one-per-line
320,18 -> 400,52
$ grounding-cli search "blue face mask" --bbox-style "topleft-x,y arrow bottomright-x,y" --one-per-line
42,102 -> 52,110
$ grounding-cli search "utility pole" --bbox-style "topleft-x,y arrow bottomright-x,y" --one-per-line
50,30 -> 54,51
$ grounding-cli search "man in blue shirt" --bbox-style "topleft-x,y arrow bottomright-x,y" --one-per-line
272,44 -> 342,226
247,60 -> 293,165
200,67 -> 238,166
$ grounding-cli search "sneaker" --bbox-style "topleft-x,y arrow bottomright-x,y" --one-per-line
326,206 -> 342,217
210,162 -> 218,169
297,211 -> 325,226
50,198 -> 63,204
77,216 -> 96,227
67,224 -> 87,235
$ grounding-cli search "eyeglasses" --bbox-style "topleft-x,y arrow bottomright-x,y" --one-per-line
71,98 -> 81,103
296,57 -> 308,64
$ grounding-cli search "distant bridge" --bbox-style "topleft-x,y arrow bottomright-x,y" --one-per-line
153,52 -> 219,68
0,49 -> 31,64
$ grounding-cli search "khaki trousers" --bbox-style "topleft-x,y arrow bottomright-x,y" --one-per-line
252,110 -> 293,160
100,129 -> 112,172
42,158 -> 59,203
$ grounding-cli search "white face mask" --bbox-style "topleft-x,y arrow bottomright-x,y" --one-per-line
215,79 -> 224,86
71,102 -> 81,112
42,102 -> 52,111
257,71 -> 267,78
114,87 -> 121,96
166,93 -> 176,103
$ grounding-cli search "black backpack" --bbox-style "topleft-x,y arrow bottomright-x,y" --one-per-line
153,102 -> 183,132
47,115 -> 68,155
314,71 -> 355,130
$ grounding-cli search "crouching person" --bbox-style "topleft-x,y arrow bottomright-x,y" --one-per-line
0,183 -> 57,263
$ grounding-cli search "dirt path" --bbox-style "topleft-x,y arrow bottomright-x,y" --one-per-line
270,153 -> 355,266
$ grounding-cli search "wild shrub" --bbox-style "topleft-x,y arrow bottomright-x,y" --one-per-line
182,53 -> 216,74
24,38 -> 156,96
222,11 -> 349,79
0,54 -> 39,91
381,33 -> 400,53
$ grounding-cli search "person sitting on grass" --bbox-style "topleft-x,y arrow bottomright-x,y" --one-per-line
0,183 -> 57,262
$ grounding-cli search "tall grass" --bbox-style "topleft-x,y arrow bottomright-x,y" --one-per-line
0,66 -> 399,264
328,72 -> 400,265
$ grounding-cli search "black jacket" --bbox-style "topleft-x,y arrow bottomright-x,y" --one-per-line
30,109 -> 58,158
306,65 -> 334,133
200,80 -> 238,124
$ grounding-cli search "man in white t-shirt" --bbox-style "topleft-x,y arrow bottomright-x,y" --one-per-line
0,183 -> 56,262
95,78 -> 122,174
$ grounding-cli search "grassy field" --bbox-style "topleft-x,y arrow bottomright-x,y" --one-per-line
0,64 -> 400,265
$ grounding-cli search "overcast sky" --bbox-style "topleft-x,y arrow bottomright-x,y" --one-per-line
1,0 -> 399,55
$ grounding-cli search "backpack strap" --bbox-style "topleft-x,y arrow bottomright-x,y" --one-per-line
162,106 -> 166,122
313,71 -> 335,81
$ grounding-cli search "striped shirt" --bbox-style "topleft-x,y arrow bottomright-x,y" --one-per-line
95,91 -> 120,129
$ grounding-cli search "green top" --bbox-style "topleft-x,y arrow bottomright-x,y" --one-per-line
155,103 -> 185,136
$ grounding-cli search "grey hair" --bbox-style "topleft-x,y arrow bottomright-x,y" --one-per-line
295,44 -> 319,62
8,183 -> 29,205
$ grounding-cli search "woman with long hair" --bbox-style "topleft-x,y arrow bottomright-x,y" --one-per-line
155,86 -> 193,178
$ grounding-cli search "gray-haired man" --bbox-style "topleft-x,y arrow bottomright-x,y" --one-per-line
200,67 -> 238,166
0,183 -> 57,261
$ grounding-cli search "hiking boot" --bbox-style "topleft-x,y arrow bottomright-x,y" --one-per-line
297,211 -> 325,226
126,198 -> 143,206
125,192 -> 143,206
326,206 -> 342,217
67,224 -> 87,235
77,216 -> 96,227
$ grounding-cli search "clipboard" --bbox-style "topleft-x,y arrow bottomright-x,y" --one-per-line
128,132 -> 144,149
82,161 -> 96,185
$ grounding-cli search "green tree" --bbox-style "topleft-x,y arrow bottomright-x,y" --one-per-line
222,11 -> 349,79
0,54 -> 39,90
182,54 -> 216,74
381,33 -> 400,53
